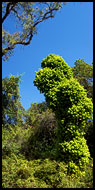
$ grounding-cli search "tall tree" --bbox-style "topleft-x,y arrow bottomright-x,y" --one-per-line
72,59 -> 93,157
2,2 -> 66,61
2,75 -> 24,126
72,59 -> 93,101
34,54 -> 93,174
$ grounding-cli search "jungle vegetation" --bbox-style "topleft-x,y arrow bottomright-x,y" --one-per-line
2,2 -> 93,188
2,55 -> 93,188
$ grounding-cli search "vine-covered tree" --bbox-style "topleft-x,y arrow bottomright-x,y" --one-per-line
2,2 -> 66,61
34,54 -> 93,174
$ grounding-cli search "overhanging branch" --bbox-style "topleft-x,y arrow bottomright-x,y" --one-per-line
2,2 -> 17,23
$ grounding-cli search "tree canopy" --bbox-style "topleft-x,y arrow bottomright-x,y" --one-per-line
2,2 -> 66,61
2,58 -> 93,187
72,59 -> 93,101
2,2 -> 93,188
2,75 -> 24,126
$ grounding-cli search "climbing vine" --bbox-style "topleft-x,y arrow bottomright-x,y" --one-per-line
34,54 -> 93,173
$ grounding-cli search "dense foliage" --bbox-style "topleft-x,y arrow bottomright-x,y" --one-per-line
72,59 -> 93,101
2,62 -> 93,188
21,105 -> 58,160
71,59 -> 93,157
2,153 -> 93,188
2,75 -> 25,126
2,2 -> 93,187
34,54 -> 93,173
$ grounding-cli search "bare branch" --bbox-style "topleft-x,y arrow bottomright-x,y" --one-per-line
2,2 -> 17,23
33,7 -> 59,28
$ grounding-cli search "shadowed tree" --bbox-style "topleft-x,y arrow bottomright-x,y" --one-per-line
72,59 -> 93,101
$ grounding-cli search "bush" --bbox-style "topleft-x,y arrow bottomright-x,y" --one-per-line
2,155 -> 93,188
21,108 -> 58,160
2,124 -> 32,159
2,155 -> 66,188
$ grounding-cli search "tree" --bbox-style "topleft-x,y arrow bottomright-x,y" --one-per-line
2,2 -> 66,61
22,102 -> 58,159
25,102 -> 48,127
2,75 -> 24,126
34,54 -> 93,174
72,59 -> 93,157
72,59 -> 93,101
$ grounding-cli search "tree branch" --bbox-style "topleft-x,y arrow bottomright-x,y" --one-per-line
2,2 -> 62,58
2,2 -> 17,23
2,32 -> 33,57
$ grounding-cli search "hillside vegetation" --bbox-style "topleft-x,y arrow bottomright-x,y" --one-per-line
2,55 -> 93,188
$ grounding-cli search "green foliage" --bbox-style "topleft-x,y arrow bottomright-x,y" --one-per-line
25,102 -> 48,126
72,59 -> 93,157
59,136 -> 90,169
2,75 -> 25,126
34,54 -> 73,94
34,54 -> 93,171
21,107 -> 58,160
2,99 -> 93,188
2,55 -> 93,188
84,120 -> 93,157
79,158 -> 93,188
2,154 -> 93,188
2,124 -> 31,159
2,2 -> 65,60
72,59 -> 93,101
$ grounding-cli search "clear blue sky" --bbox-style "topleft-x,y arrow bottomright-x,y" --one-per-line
2,2 -> 93,110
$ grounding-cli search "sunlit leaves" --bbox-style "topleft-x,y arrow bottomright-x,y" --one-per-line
59,136 -> 90,168
34,54 -> 93,171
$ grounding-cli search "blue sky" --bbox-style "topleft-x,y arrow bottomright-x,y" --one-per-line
2,2 -> 93,110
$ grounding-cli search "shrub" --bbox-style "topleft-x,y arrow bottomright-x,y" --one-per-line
2,124 -> 32,159
2,155 -> 93,188
21,108 -> 58,160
